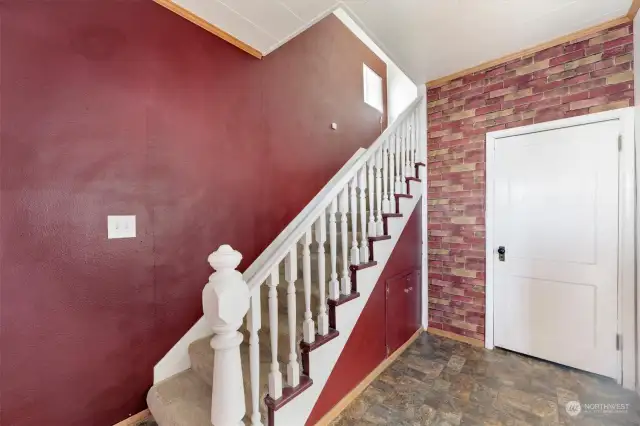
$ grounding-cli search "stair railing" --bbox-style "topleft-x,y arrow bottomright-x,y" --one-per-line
204,94 -> 427,426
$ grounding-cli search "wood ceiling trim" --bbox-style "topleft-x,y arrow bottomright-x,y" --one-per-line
153,0 -> 263,59
426,15 -> 631,88
628,0 -> 640,19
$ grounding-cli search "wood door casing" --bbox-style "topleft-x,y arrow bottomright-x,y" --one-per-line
386,269 -> 421,355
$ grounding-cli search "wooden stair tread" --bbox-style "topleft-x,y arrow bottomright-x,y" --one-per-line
327,291 -> 360,307
300,328 -> 339,353
349,261 -> 377,271
264,375 -> 313,411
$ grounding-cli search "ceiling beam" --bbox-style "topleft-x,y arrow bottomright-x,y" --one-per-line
153,0 -> 263,59
628,0 -> 640,20
426,15 -> 630,88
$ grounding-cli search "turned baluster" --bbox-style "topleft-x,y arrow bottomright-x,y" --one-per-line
358,167 -> 369,263
328,198 -> 340,300
349,176 -> 360,265
400,120 -> 407,185
375,149 -> 384,236
339,187 -> 350,295
285,247 -> 300,387
248,291 -> 263,426
382,141 -> 390,214
315,214 -> 329,336
301,230 -> 315,344
409,112 -> 415,170
389,135 -> 396,212
395,128 -> 404,195
404,118 -> 411,181
203,245 -> 250,426
367,158 -> 376,238
267,266 -> 283,400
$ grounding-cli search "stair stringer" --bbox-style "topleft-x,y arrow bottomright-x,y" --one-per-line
275,183 -> 423,425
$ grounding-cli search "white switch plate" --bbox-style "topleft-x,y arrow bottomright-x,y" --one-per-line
108,215 -> 136,239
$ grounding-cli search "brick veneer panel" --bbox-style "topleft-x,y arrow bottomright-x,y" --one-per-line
426,23 -> 634,341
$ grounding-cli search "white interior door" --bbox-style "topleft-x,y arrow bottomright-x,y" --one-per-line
493,119 -> 620,379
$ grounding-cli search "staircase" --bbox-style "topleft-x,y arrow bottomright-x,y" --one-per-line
147,96 -> 427,426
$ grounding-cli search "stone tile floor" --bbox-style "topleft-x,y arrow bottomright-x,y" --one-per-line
331,333 -> 640,425
142,333 -> 640,426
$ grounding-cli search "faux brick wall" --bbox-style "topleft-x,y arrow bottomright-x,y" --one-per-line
426,23 -> 634,341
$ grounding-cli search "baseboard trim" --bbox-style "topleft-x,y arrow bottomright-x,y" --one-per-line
113,409 -> 151,426
313,328 -> 423,426
426,327 -> 484,347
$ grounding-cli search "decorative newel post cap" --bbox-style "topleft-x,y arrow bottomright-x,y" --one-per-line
208,244 -> 242,271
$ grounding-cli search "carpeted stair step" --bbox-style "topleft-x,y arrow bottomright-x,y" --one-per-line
147,370 -> 212,426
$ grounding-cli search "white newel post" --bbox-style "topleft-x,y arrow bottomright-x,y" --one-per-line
203,245 -> 250,426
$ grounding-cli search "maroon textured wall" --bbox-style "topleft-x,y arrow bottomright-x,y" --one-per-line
0,2 -> 387,425
306,202 -> 422,425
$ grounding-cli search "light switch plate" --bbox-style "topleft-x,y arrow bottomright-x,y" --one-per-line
108,215 -> 136,239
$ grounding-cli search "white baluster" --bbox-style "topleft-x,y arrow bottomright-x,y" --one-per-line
248,292 -> 263,426
389,135 -> 396,211
203,245 -> 250,426
349,177 -> 360,265
285,247 -> 300,388
367,159 -> 376,238
375,150 -> 384,236
419,99 -> 426,165
412,111 -> 417,168
339,188 -> 350,295
395,128 -> 404,195
315,215 -> 329,336
382,141 -> 390,214
267,267 -> 283,400
408,112 -> 414,170
358,167 -> 369,263
404,119 -> 411,182
301,230 -> 315,344
328,198 -> 340,300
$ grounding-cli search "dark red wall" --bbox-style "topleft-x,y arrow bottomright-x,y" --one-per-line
306,202 -> 422,425
0,2 -> 387,425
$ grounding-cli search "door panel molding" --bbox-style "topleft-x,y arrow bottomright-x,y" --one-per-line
485,107 -> 636,390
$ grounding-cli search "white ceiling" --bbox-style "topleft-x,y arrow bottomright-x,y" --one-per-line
171,0 -> 632,83
344,0 -> 633,83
